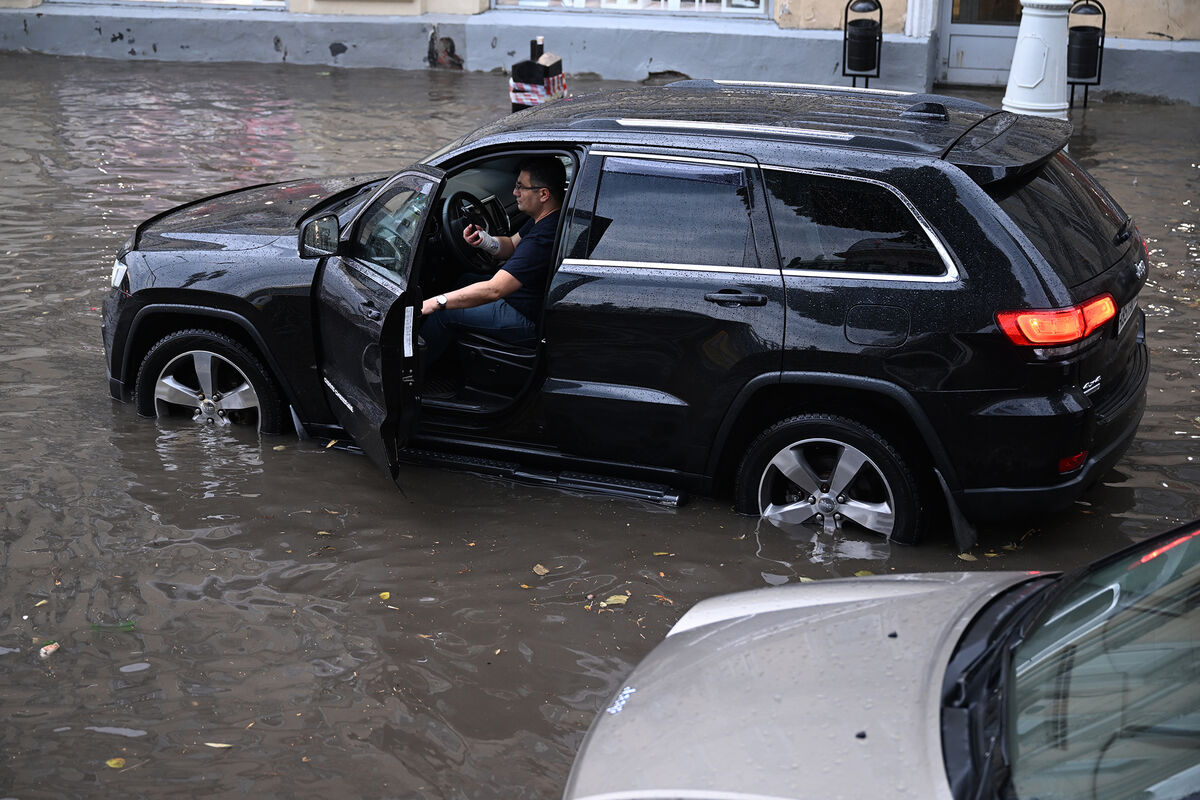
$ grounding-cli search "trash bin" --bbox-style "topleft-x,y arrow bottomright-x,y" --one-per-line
845,18 -> 880,73
1068,25 -> 1102,81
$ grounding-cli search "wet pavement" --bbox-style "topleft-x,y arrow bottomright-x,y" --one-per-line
0,53 -> 1197,798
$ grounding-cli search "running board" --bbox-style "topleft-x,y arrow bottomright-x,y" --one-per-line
398,447 -> 685,507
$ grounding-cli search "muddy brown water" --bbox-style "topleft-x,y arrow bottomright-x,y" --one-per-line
0,53 -> 1197,797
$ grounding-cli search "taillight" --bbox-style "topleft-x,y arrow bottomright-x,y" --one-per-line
997,294 -> 1117,346
1057,451 -> 1087,474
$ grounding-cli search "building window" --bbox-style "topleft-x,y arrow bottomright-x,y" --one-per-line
494,0 -> 767,16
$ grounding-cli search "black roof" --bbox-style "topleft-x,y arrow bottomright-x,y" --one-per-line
460,80 -> 1071,184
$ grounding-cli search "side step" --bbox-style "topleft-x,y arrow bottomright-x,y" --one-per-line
398,447 -> 685,507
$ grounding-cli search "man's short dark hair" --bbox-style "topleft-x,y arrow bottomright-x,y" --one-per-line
519,156 -> 566,205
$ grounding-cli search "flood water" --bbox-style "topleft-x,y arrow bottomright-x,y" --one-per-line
0,53 -> 1197,797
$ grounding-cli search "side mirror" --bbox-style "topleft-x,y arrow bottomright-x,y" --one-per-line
300,214 -> 341,258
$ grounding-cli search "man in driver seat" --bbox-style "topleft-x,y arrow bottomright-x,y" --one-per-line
419,156 -> 564,363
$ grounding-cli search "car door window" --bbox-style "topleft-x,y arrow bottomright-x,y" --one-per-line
764,169 -> 947,277
583,157 -> 755,267
351,177 -> 434,278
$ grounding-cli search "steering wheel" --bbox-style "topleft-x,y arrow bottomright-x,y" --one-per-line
440,191 -> 494,271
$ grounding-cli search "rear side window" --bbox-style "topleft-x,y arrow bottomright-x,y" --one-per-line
763,169 -> 946,277
581,157 -> 755,267
989,152 -> 1128,286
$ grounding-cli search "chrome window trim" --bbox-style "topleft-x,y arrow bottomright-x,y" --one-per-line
560,258 -> 780,277
614,118 -> 856,142
711,80 -> 910,97
761,163 -> 961,284
589,149 -> 756,168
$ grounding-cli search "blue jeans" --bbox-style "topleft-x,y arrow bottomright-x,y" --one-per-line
420,299 -> 536,363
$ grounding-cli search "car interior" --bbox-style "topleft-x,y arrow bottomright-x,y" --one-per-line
417,151 -> 576,417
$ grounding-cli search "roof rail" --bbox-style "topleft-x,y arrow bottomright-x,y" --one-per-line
615,118 -> 854,141
667,79 -> 911,97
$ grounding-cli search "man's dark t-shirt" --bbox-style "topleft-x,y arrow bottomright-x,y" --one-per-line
501,209 -> 559,321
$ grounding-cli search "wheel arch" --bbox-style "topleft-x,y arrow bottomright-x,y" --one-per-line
121,305 -> 301,413
709,373 -> 960,499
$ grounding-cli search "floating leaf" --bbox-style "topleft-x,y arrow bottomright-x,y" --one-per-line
203,742 -> 233,749
798,576 -> 816,583
105,758 -> 126,769
957,553 -> 978,562
532,564 -> 549,576
378,592 -> 390,600
34,599 -> 48,608
984,552 -> 999,558
316,531 -> 332,536
325,439 -> 338,448
651,594 -> 674,605
854,570 -> 875,577
601,595 -> 628,607
273,445 -> 287,451
519,583 -> 531,589
90,620 -> 136,632
652,552 -> 670,556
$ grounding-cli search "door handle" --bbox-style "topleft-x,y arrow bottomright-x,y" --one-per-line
360,301 -> 382,321
704,291 -> 768,307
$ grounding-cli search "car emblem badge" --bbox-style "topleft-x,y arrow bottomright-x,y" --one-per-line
1083,375 -> 1102,395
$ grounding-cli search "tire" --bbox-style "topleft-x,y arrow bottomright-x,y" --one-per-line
134,329 -> 284,434
735,413 -> 921,544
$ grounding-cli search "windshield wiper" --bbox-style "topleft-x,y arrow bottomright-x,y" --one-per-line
941,576 -> 1057,800
1113,214 -> 1133,245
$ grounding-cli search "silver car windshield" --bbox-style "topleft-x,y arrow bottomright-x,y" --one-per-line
1009,528 -> 1200,800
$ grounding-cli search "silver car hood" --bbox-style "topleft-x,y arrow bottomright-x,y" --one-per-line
564,571 -> 1039,800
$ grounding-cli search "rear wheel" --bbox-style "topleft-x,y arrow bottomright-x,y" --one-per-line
134,329 -> 284,434
736,413 -> 920,544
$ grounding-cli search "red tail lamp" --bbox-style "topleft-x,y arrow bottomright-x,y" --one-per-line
997,294 -> 1117,346
1058,450 -> 1088,474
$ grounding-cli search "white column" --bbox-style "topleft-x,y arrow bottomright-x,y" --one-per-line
1002,0 -> 1073,119
904,0 -> 937,38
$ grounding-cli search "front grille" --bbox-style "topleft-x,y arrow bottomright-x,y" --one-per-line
1093,343 -> 1147,425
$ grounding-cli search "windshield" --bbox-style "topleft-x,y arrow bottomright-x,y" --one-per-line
1009,526 -> 1200,800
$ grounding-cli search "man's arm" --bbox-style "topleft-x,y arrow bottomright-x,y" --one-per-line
464,224 -> 520,260
420,269 -> 522,316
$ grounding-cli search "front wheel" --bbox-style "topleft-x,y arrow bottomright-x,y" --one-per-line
735,414 -> 921,544
134,329 -> 284,434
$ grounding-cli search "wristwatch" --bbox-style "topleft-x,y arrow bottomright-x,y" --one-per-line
436,294 -> 448,310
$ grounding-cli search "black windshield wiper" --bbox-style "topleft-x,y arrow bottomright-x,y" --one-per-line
941,576 -> 1058,800
1113,214 -> 1133,245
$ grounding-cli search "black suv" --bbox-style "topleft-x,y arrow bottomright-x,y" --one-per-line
102,81 -> 1149,546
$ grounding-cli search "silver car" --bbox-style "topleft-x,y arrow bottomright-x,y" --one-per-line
564,522 -> 1200,800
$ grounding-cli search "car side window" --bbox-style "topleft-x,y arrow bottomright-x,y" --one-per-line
351,176 -> 434,278
764,169 -> 946,277
583,157 -> 755,267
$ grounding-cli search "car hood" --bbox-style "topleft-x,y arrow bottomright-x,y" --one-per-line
563,571 -> 1037,800
135,175 -> 366,253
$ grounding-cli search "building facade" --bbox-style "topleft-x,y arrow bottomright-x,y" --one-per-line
2,0 -> 1197,103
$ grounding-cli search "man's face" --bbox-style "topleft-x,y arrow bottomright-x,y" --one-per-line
513,170 -> 542,216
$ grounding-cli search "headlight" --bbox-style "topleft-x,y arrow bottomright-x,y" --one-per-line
110,259 -> 129,291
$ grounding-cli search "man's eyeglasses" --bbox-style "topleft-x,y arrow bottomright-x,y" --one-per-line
513,183 -> 546,193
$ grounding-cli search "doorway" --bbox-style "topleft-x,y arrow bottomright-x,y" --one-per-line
938,0 -> 1023,85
